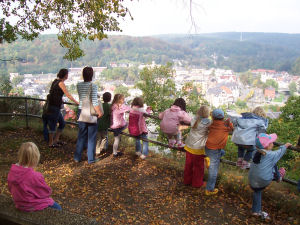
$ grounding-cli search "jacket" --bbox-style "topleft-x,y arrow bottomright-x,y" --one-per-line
7,164 -> 54,212
110,104 -> 131,129
231,113 -> 268,145
159,105 -> 191,135
98,102 -> 111,131
205,119 -> 233,150
128,106 -> 152,136
185,117 -> 211,152
249,145 -> 287,188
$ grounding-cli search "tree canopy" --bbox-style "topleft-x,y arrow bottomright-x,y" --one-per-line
0,0 -> 132,60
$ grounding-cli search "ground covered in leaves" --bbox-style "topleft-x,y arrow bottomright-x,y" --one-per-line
0,128 -> 299,225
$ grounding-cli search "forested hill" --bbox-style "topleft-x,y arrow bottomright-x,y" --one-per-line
1,32 -> 300,74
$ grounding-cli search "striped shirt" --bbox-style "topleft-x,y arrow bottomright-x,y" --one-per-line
77,82 -> 99,109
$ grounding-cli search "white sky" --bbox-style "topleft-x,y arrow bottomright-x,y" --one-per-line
114,0 -> 300,36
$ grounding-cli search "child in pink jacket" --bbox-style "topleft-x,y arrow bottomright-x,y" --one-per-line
110,93 -> 131,157
128,97 -> 152,159
7,142 -> 61,212
159,98 -> 191,148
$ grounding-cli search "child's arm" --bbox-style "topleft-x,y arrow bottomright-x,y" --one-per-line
179,111 -> 192,125
30,173 -> 52,198
158,110 -> 165,120
269,143 -> 292,164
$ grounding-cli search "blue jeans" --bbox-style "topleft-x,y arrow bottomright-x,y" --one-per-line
135,133 -> 149,156
205,148 -> 222,191
251,186 -> 265,213
47,105 -> 65,133
74,109 -> 98,164
49,201 -> 62,211
237,145 -> 255,162
43,112 -> 65,142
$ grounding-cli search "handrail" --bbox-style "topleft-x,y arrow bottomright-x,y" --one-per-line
0,96 -> 298,186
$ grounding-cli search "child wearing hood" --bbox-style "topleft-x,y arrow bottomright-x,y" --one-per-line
7,142 -> 61,212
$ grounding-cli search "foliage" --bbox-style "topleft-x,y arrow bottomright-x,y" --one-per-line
114,85 -> 130,98
292,57 -> 300,75
235,99 -> 247,109
0,74 -> 12,96
0,0 -> 132,60
264,79 -> 278,91
289,81 -> 297,96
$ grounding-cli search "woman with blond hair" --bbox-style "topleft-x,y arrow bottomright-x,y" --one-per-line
7,142 -> 61,211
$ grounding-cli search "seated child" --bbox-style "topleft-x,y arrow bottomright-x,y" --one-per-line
205,109 -> 233,195
249,133 -> 291,220
184,105 -> 211,188
128,97 -> 152,159
7,142 -> 61,212
231,106 -> 268,169
159,98 -> 191,148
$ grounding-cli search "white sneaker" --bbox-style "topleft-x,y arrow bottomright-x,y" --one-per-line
135,152 -> 142,156
140,154 -> 147,160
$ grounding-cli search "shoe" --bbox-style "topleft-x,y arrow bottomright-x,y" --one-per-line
90,158 -> 101,164
278,167 -> 286,182
135,151 -> 142,156
140,154 -> 146,160
236,158 -> 243,167
252,211 -> 270,220
74,159 -> 79,163
168,139 -> 176,148
176,142 -> 185,148
113,152 -> 123,157
241,160 -> 250,169
205,189 -> 218,195
56,141 -> 67,146
49,144 -> 60,148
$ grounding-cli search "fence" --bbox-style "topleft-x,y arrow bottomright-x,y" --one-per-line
0,96 -> 298,186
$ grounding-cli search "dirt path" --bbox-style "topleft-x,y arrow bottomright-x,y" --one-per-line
0,128 -> 297,225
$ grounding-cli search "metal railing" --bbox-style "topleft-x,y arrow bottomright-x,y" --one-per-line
0,96 -> 298,186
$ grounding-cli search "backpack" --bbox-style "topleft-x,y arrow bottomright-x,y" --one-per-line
128,112 -> 142,136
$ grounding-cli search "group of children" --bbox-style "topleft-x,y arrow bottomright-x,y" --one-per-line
7,95 -> 296,221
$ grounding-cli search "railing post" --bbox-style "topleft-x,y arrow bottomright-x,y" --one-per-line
25,97 -> 28,129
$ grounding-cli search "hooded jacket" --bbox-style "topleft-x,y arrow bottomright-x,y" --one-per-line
231,113 -> 268,146
128,106 -> 152,136
7,164 -> 54,212
159,105 -> 191,135
110,104 -> 131,129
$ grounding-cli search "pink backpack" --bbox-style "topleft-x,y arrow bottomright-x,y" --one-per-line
128,112 -> 142,136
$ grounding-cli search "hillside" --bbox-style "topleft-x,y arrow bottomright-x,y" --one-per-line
1,32 -> 300,74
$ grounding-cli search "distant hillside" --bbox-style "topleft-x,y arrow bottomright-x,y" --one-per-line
1,32 -> 300,74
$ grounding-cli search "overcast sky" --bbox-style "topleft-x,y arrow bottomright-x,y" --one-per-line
115,0 -> 300,36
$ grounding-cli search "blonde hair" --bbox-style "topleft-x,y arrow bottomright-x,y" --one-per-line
252,106 -> 266,118
18,142 -> 40,168
193,105 -> 210,129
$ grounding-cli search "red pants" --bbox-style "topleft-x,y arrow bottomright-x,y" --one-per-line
184,151 -> 205,187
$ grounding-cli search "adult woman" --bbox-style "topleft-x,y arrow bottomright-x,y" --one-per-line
74,67 -> 102,164
47,68 -> 79,147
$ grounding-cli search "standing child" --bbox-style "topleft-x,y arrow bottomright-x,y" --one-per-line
231,106 -> 269,169
96,92 -> 112,156
7,142 -> 62,212
249,133 -> 291,220
128,97 -> 152,159
205,109 -> 233,195
110,94 -> 131,157
159,98 -> 191,148
184,105 -> 211,187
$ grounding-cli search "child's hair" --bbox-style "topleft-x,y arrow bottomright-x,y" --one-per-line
253,106 -> 266,118
193,105 -> 210,129
103,92 -> 112,103
111,94 -> 124,106
18,142 -> 40,168
131,97 -> 144,108
173,98 -> 186,112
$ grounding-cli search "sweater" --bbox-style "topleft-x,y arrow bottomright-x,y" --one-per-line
98,102 -> 111,130
7,164 -> 54,212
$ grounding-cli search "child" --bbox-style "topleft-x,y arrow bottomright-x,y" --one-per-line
159,98 -> 191,148
205,109 -> 233,195
184,105 -> 211,187
96,92 -> 111,156
7,142 -> 62,212
110,94 -> 131,157
128,97 -> 152,159
231,106 -> 269,169
249,133 -> 291,220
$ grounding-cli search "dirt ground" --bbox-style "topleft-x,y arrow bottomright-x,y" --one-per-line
0,128 -> 299,225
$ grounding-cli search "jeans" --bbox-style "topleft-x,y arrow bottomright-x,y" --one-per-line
205,148 -> 222,191
47,105 -> 65,133
251,186 -> 265,213
74,109 -> 98,164
49,201 -> 62,211
135,133 -> 149,156
43,112 -> 65,142
237,145 -> 255,162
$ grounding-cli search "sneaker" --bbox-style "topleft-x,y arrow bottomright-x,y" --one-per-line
168,139 -> 176,148
252,211 -> 270,220
74,159 -> 80,163
241,160 -> 250,169
236,158 -> 243,167
113,152 -> 123,157
205,188 -> 218,196
140,154 -> 147,160
176,142 -> 185,148
135,151 -> 142,156
278,167 -> 286,182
